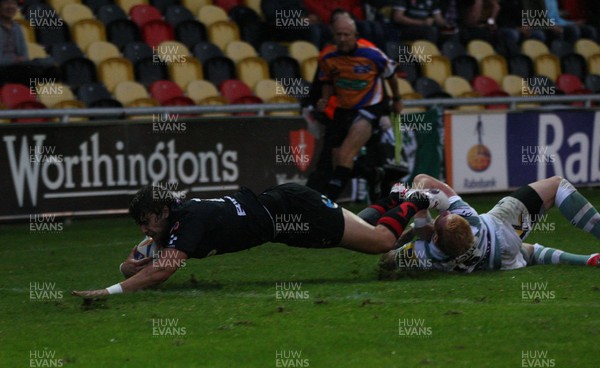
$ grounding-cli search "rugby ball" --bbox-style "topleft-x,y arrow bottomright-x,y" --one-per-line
133,236 -> 159,260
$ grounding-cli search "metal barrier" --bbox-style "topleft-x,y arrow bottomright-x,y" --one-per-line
1,94 -> 600,121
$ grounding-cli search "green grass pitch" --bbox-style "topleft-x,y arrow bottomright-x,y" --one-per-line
1,189 -> 600,367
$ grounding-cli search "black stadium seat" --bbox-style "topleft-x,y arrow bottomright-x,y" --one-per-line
203,56 -> 236,87
175,20 -> 207,49
193,41 -> 223,63
61,57 -> 98,88
452,55 -> 479,82
135,57 -> 169,87
123,41 -> 154,64
164,5 -> 195,27
97,4 -> 128,26
107,19 -> 142,49
51,42 -> 84,64
561,53 -> 587,81
441,39 -> 466,60
83,0 -> 113,13
415,76 -> 445,98
259,41 -> 289,63
150,0 -> 179,13
34,24 -> 70,49
585,74 -> 600,93
269,56 -> 301,80
550,39 -> 574,59
508,54 -> 534,79
77,82 -> 113,106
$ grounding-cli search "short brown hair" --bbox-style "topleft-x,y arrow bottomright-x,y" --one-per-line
435,215 -> 474,257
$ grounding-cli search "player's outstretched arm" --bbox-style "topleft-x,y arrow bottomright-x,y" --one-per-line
120,245 -> 153,278
72,248 -> 189,297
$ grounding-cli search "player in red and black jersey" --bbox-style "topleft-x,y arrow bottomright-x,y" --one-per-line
72,183 -> 444,297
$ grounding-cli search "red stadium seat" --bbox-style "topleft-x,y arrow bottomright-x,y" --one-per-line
556,73 -> 587,94
219,79 -> 253,103
484,90 -> 510,110
142,20 -> 174,48
472,75 -> 502,96
149,80 -> 184,104
161,95 -> 196,106
130,4 -> 163,28
0,83 -> 36,108
12,101 -> 51,123
232,95 -> 263,116
213,0 -> 243,13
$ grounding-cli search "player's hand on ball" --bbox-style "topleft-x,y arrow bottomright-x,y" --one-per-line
71,289 -> 109,298
120,256 -> 153,278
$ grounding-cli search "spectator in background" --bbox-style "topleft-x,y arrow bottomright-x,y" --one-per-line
0,0 -> 58,85
542,0 -> 597,42
497,0 -> 547,47
456,0 -> 500,46
390,0 -> 453,44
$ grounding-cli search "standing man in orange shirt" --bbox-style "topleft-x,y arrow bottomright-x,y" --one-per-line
317,16 -> 402,201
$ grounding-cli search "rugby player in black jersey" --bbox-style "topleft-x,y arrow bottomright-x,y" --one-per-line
72,183 -> 448,297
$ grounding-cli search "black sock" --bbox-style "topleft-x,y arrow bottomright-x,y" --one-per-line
377,201 -> 420,238
326,166 -> 352,200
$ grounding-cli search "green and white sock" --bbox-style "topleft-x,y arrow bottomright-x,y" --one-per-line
555,178 -> 600,240
532,243 -> 591,266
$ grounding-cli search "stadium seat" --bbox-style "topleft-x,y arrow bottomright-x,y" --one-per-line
61,57 -> 98,87
399,92 -> 426,113
126,96 -> 159,108
267,95 -> 299,116
168,56 -> 203,89
269,56 -> 301,80
51,42 -> 83,64
89,98 -> 124,120
229,5 -> 261,26
236,56 -> 269,89
34,23 -> 70,49
574,39 -> 600,60
77,82 -> 114,106
521,39 -> 549,61
97,4 -> 128,26
385,40 -> 401,61
142,20 -> 175,48
52,99 -> 87,122
60,3 -> 95,27
455,91 -> 485,111
502,74 -> 526,96
154,40 -> 191,62
130,4 -> 162,28
193,41 -> 224,63
149,79 -> 184,104
259,41 -> 289,63
208,21 -> 240,51
301,56 -> 318,82
527,75 -> 557,96
213,0 -> 242,12
467,39 -> 495,62
480,54 -> 508,84
113,80 -> 151,105
86,40 -> 121,65
48,0 -> 78,12
198,5 -> 228,26
443,76 -> 473,97
556,73 -> 587,94
451,55 -> 479,82
225,40 -> 257,63
186,79 -> 219,103
123,41 -> 154,63
244,0 -> 262,18
588,54 -> 600,76
561,53 -> 587,81
472,75 -> 502,96
83,0 -> 112,12
232,95 -> 263,116
396,58 -> 421,84
135,57 -> 168,86
165,4 -> 195,27
384,77 -> 414,97
98,57 -> 135,91
36,82 -> 76,108
181,0 -> 211,14
534,54 -> 561,82
253,78 -> 280,101
161,95 -> 196,106
0,83 -> 36,108
26,42 -> 48,59
441,39 -> 466,60
150,0 -> 178,12
585,74 -> 600,92
414,76 -> 444,98
117,0 -> 147,13
71,19 -> 107,51
411,39 -> 441,57
203,56 -> 236,87
289,40 -> 319,65
508,54 -> 534,79
11,101 -> 50,123
550,39 -> 574,59
175,20 -> 207,49
107,19 -> 142,49
422,55 -> 451,85
220,79 -> 253,102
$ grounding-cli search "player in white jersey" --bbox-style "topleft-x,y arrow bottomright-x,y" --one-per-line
363,174 -> 600,274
